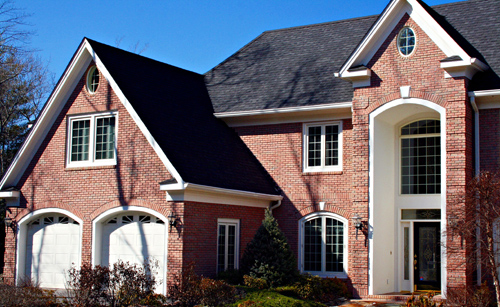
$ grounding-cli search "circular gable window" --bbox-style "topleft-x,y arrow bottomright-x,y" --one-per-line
86,66 -> 100,94
398,27 -> 416,56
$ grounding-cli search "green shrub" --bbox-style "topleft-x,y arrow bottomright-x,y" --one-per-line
243,275 -> 268,289
240,209 -> 299,287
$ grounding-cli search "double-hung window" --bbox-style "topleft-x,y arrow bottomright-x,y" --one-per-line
217,219 -> 240,273
300,213 -> 347,278
67,112 -> 117,168
304,122 -> 342,172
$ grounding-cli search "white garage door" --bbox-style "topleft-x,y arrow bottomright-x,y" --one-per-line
26,215 -> 80,288
102,214 -> 166,285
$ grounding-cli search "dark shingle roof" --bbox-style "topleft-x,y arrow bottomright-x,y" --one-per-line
205,0 -> 500,113
87,39 -> 279,195
205,16 -> 377,113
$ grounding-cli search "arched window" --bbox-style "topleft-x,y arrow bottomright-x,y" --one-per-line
299,213 -> 347,277
400,119 -> 441,194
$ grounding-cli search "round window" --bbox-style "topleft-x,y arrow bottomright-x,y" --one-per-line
397,27 -> 416,56
86,66 -> 100,94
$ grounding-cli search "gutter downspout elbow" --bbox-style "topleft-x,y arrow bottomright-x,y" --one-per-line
269,199 -> 282,212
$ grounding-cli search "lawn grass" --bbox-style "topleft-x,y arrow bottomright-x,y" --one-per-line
229,287 -> 326,307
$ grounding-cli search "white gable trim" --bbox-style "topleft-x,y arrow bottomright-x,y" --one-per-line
0,42 -> 91,190
339,0 -> 475,78
161,182 -> 282,208
0,39 -> 184,191
85,41 -> 184,185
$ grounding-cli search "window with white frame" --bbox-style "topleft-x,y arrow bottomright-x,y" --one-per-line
400,119 -> 440,194
300,213 -> 347,277
303,122 -> 342,172
67,112 -> 117,167
217,219 -> 240,273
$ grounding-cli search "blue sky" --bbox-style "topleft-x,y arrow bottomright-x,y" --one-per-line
16,0 -> 459,78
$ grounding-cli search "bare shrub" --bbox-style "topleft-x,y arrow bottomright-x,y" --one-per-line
0,278 -> 57,307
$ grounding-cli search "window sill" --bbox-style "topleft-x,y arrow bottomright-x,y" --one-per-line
65,165 -> 116,171
302,271 -> 348,279
302,171 -> 343,176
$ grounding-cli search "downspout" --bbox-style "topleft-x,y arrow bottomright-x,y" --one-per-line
470,95 -> 481,286
269,199 -> 282,212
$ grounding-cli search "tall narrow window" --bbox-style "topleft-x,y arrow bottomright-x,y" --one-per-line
67,112 -> 117,167
304,122 -> 342,172
401,119 -> 440,194
217,219 -> 240,273
300,213 -> 347,277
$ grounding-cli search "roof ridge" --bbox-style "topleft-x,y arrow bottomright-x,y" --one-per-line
85,37 -> 202,77
263,14 -> 379,35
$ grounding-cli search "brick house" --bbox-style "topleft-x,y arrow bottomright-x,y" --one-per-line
1,0 -> 499,298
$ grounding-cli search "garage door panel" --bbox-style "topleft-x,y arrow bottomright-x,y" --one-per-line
26,215 -> 80,288
102,214 -> 165,292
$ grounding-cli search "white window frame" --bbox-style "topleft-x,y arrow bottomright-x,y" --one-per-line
66,112 -> 118,168
299,212 -> 348,278
217,218 -> 240,273
303,121 -> 343,172
399,119 -> 441,195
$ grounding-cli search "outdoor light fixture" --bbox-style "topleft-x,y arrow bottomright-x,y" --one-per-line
4,216 -> 15,232
168,212 -> 177,230
352,213 -> 363,239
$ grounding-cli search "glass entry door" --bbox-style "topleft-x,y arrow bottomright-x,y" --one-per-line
413,222 -> 440,291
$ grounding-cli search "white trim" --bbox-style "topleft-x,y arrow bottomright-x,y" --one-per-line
368,98 -> 447,295
0,190 -> 20,207
215,102 -> 353,127
298,212 -> 348,278
469,89 -> 500,98
339,0 -> 474,80
66,111 -> 117,168
440,58 -> 488,79
91,206 -> 169,295
162,182 -> 282,208
0,39 -> 186,190
216,218 -> 240,273
86,65 -> 99,94
302,121 -> 343,173
85,42 -> 185,186
0,42 -> 92,190
15,208 -> 84,287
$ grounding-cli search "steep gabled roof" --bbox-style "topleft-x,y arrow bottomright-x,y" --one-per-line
1,38 -> 279,196
206,0 -> 500,112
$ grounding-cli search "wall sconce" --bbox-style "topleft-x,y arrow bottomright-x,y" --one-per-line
4,216 -> 15,232
168,212 -> 177,230
352,213 -> 363,240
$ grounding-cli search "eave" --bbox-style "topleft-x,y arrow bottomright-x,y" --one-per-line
160,182 -> 282,208
214,102 -> 353,127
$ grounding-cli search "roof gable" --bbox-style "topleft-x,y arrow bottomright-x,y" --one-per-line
1,39 -> 279,196
338,0 -> 486,83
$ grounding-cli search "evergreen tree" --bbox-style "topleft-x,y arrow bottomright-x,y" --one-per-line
240,209 -> 298,287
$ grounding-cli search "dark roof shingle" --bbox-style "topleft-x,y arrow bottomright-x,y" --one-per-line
87,39 -> 279,195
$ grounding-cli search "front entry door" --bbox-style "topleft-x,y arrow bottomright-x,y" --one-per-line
414,222 -> 440,291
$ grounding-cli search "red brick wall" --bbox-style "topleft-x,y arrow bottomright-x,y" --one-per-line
479,109 -> 500,172
234,14 -> 474,296
182,201 -> 265,278
3,63 -> 177,284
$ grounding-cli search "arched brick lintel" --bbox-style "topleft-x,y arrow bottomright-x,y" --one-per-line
298,204 -> 352,220
366,90 -> 446,115
14,202 -> 81,222
90,198 -> 169,221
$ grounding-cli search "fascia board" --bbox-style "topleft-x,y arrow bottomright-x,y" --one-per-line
339,0 -> 471,76
468,89 -> 500,98
84,41 -> 184,186
0,191 -> 20,198
0,42 -> 92,190
161,181 -> 282,200
214,102 -> 352,127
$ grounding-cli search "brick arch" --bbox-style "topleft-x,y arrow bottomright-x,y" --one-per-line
14,201 -> 83,222
298,203 -> 350,220
90,198 -> 169,221
365,89 -> 446,115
